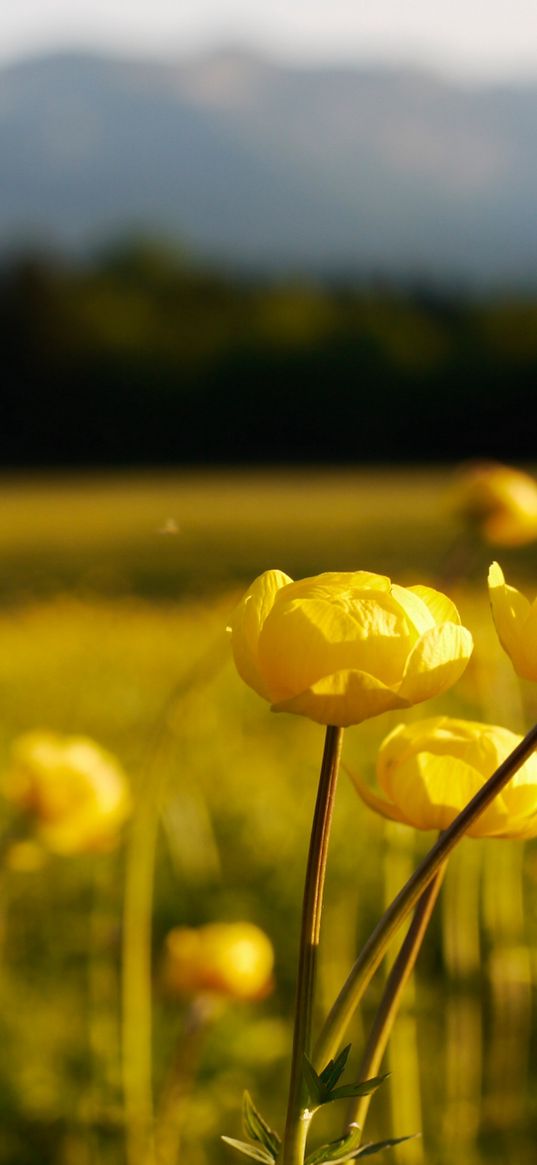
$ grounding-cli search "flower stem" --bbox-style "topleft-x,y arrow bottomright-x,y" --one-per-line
348,864 -> 446,1135
281,724 -> 344,1165
314,720 -> 537,1069
153,996 -> 218,1165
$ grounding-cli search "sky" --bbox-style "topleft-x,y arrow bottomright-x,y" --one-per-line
3,1 -> 537,80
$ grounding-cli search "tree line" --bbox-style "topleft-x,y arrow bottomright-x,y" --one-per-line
1,241 -> 536,466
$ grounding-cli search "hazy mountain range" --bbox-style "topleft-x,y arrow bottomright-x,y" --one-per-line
2,48 -> 537,282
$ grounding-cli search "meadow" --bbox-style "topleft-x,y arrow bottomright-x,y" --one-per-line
1,469 -> 537,1165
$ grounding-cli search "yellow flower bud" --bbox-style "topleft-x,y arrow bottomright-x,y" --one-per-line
229,570 -> 473,727
2,732 -> 131,855
452,461 -> 537,546
488,561 -> 537,682
162,922 -> 274,1001
352,716 -> 537,838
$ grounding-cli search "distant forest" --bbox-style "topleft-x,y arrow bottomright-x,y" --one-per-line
2,242 -> 537,466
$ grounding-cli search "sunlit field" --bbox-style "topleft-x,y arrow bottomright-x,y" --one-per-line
1,469 -> 537,1165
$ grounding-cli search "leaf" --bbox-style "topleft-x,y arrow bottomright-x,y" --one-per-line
303,1054 -> 324,1105
305,1124 -> 362,1165
355,1134 -> 418,1158
328,1074 -> 388,1103
319,1044 -> 352,1091
221,1136 -> 275,1163
242,1092 -> 281,1158
304,1051 -> 385,1111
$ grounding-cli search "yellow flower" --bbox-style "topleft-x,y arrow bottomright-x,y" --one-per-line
229,570 -> 473,726
452,461 -> 537,546
162,922 -> 274,1001
488,561 -> 537,682
2,732 -> 131,855
352,716 -> 537,838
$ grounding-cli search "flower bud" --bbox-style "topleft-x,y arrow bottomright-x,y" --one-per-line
162,922 -> 274,1001
2,732 -> 131,855
229,570 -> 473,726
452,461 -> 537,546
352,716 -> 537,838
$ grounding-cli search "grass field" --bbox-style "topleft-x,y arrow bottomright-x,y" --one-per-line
1,469 -> 536,1165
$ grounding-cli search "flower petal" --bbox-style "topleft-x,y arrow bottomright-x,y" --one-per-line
269,571 -> 392,605
500,751 -> 537,818
406,585 -> 462,627
271,668 -> 408,727
499,813 -> 537,839
258,587 -> 413,700
230,569 -> 293,700
349,770 -> 407,825
378,718 -> 517,795
386,753 -> 510,836
378,717 -> 464,801
520,600 -> 537,680
488,561 -> 536,680
398,624 -> 473,704
390,585 -> 436,636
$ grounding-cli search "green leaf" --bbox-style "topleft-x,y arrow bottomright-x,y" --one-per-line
355,1135 -> 418,1158
319,1044 -> 352,1091
305,1124 -> 362,1165
242,1092 -> 281,1158
328,1074 -> 388,1103
221,1136 -> 275,1163
304,1050 -> 386,1111
303,1054 -> 324,1105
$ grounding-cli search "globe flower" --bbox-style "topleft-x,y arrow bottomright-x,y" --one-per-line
488,562 -> 537,682
452,461 -> 537,546
352,716 -> 537,838
162,922 -> 274,1001
229,570 -> 473,726
2,732 -> 131,855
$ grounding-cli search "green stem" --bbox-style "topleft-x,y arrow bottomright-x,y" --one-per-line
314,720 -> 537,1070
153,996 -> 217,1165
122,637 -> 226,1165
281,725 -> 344,1165
349,864 -> 446,1135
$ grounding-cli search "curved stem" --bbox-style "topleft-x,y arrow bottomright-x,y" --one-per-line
122,637 -> 226,1165
281,725 -> 344,1165
314,721 -> 537,1069
349,863 -> 446,1135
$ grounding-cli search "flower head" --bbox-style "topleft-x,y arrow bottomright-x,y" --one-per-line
488,561 -> 537,682
452,461 -> 537,546
229,570 -> 473,726
162,922 -> 274,1001
2,732 -> 131,855
352,716 -> 537,838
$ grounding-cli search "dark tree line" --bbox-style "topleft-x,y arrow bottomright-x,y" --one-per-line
1,242 -> 536,466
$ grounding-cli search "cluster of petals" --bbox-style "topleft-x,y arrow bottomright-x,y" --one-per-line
162,922 -> 274,1001
488,562 -> 537,682
352,716 -> 537,839
229,569 -> 473,727
452,461 -> 537,546
2,731 -> 131,855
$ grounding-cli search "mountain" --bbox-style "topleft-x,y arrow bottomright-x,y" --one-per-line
2,48 -> 537,281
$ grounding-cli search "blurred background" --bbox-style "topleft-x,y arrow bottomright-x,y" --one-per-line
2,1 -> 537,464
2,5 -> 537,1165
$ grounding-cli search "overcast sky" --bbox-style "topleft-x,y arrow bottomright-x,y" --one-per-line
3,1 -> 537,79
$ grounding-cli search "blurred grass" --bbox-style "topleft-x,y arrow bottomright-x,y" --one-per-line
1,467 -> 529,600
0,469 -> 536,1165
